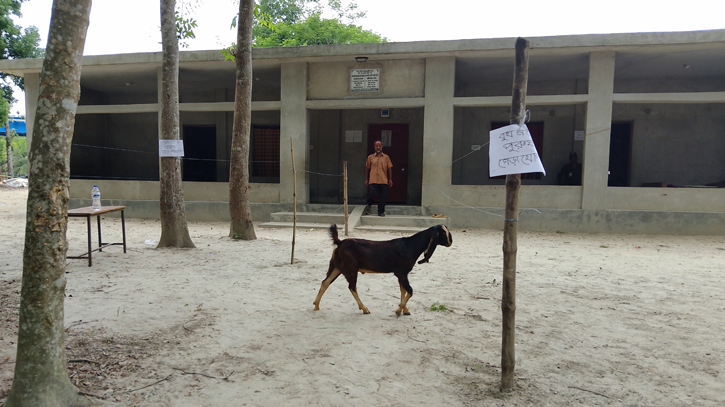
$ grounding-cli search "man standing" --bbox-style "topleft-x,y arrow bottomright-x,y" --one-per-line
557,152 -> 582,185
365,140 -> 393,217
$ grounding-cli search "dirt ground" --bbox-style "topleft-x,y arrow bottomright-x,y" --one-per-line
1,186 -> 724,406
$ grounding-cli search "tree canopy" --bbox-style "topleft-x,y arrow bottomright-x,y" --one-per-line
0,0 -> 44,103
252,0 -> 386,47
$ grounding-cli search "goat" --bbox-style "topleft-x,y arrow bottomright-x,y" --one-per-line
313,224 -> 453,316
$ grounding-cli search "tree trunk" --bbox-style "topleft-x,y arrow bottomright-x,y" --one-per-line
5,121 -> 12,177
157,0 -> 195,248
5,1 -> 94,406
228,0 -> 256,240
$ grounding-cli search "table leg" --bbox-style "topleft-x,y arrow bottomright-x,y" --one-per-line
86,216 -> 92,267
121,210 -> 127,253
97,214 -> 103,252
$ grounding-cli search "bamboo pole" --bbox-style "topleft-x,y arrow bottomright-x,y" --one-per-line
501,37 -> 530,392
343,161 -> 349,236
291,136 -> 296,264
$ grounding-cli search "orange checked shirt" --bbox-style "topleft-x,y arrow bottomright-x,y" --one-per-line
366,152 -> 393,184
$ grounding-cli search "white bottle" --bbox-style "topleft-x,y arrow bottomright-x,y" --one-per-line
92,185 -> 101,211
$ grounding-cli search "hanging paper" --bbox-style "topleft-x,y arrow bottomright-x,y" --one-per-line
489,124 -> 546,177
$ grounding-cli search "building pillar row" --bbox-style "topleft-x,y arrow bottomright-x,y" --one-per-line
421,56 -> 455,207
582,51 -> 615,210
23,72 -> 40,157
280,62 -> 309,204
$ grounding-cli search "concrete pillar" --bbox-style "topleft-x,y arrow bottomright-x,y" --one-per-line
215,88 -> 228,182
280,62 -> 308,204
23,73 -> 40,154
582,51 -> 615,210
421,57 -> 455,207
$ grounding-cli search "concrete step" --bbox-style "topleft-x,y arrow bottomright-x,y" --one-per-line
258,221 -> 341,230
358,214 -> 449,228
353,225 -> 432,233
270,211 -> 348,224
362,205 -> 423,216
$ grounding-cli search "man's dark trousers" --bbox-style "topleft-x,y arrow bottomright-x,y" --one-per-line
367,184 -> 389,215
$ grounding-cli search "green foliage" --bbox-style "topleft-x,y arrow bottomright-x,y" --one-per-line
0,89 -> 8,125
0,0 -> 44,102
221,0 -> 386,59
429,302 -> 447,312
253,12 -> 386,47
175,11 -> 198,48
0,133 -> 27,176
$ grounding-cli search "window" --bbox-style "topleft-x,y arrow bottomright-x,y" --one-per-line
251,126 -> 280,182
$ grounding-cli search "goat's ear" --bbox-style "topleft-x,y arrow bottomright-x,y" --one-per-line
418,236 -> 437,264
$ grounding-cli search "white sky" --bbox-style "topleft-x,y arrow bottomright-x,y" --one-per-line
9,0 -> 724,115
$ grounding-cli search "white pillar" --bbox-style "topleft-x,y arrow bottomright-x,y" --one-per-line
421,57 -> 455,207
23,73 -> 40,155
280,62 -> 308,204
582,51 -> 615,210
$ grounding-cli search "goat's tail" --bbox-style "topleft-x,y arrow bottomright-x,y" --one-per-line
329,224 -> 342,246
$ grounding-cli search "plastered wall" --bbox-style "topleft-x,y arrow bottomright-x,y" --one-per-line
309,108 -> 424,204
612,103 -> 725,187
307,59 -> 425,100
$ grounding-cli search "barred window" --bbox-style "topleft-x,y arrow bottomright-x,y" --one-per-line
251,126 -> 280,182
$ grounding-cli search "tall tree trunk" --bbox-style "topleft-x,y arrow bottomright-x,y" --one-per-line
5,122 -> 12,177
228,0 -> 256,240
157,0 -> 195,248
5,1 -> 94,406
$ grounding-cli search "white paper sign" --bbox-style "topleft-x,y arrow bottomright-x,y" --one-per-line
381,130 -> 392,147
350,69 -> 380,92
345,130 -> 362,142
159,140 -> 185,157
489,124 -> 546,177
574,130 -> 585,141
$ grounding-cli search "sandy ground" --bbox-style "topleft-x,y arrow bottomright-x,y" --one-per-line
1,186 -> 724,406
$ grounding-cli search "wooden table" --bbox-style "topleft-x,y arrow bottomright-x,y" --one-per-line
67,206 -> 127,267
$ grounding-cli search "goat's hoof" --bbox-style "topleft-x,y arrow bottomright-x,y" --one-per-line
403,311 -> 411,316
313,303 -> 320,311
362,309 -> 370,314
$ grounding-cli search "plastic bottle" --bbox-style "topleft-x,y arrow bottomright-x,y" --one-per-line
92,185 -> 101,211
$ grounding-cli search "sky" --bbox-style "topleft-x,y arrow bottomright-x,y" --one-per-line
8,0 -> 724,115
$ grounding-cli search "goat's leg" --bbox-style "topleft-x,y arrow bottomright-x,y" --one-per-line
346,271 -> 370,314
398,284 -> 411,315
313,265 -> 341,311
395,274 -> 413,316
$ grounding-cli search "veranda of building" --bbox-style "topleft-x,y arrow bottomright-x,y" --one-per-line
1,29 -> 724,235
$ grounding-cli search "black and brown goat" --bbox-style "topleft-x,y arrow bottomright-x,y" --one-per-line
313,224 -> 453,315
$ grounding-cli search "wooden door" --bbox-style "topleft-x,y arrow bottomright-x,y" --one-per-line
367,123 -> 408,203
608,122 -> 632,187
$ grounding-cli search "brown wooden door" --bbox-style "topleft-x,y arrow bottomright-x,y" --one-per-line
367,123 -> 408,203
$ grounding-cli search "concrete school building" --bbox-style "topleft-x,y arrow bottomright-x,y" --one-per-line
1,30 -> 724,235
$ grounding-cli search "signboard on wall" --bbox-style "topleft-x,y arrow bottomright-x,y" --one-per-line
350,69 -> 380,92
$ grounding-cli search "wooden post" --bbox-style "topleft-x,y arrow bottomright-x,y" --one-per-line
343,161 -> 349,236
501,37 -> 530,392
291,136 -> 296,264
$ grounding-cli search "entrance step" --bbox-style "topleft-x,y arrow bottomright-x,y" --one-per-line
259,222 -> 335,230
359,214 -> 448,229
269,211 -> 347,224
354,225 -> 435,233
260,205 -> 449,232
